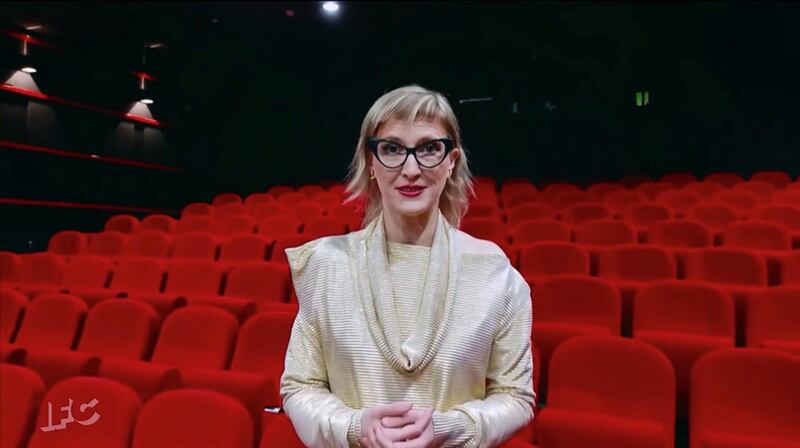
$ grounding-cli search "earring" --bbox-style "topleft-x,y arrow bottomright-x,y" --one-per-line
369,172 -> 375,180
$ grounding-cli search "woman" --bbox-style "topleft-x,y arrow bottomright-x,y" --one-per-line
281,85 -> 535,448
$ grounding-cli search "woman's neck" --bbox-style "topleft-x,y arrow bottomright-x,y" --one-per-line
383,208 -> 439,247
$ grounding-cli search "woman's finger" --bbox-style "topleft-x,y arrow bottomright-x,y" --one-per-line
374,425 -> 394,448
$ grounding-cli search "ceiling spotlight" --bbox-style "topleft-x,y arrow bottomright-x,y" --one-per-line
140,98 -> 154,105
24,24 -> 42,31
322,2 -> 340,13
21,66 -> 37,74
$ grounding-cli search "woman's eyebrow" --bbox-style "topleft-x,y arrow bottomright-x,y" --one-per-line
379,135 -> 443,145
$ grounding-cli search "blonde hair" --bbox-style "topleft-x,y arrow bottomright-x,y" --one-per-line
343,85 -> 474,228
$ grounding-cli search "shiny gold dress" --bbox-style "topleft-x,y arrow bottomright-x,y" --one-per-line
281,210 -> 535,447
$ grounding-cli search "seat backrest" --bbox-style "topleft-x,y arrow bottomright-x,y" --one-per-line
733,180 -> 778,201
559,203 -> 610,225
655,190 -> 703,212
683,181 -> 724,200
634,280 -> 735,338
171,232 -> 219,260
0,250 -> 21,283
213,214 -> 256,235
14,293 -> 88,349
151,306 -> 238,369
649,220 -> 713,248
0,364 -> 46,448
548,335 -> 675,441
504,190 -> 541,210
620,174 -> 654,189
105,214 -> 140,234
47,231 -> 88,256
553,191 -> 592,209
212,193 -> 243,207
746,286 -> 800,348
598,245 -> 677,282
164,259 -> 223,295
511,220 -> 571,245
250,202 -> 288,221
587,182 -> 625,201
661,172 -> 697,188
714,190 -> 759,213
772,190 -> 800,206
691,349 -> 800,445
173,215 -> 214,235
257,216 -> 303,240
59,255 -> 113,290
277,192 -> 308,208
267,185 -> 295,199
181,202 -> 213,218
212,203 -> 248,219
782,251 -> 800,285
78,299 -> 159,360
506,204 -> 557,228
231,311 -> 295,373
751,205 -> 800,230
28,376 -> 142,448
271,235 -> 315,264
534,277 -> 620,334
518,242 -> 590,278
621,203 -> 671,228
751,170 -> 792,188
574,220 -> 636,246
298,185 -> 325,197
109,258 -> 166,294
685,248 -> 768,287
1,287 -> 27,342
705,172 -> 744,188
225,262 -> 291,306
244,193 -> 273,212
14,252 -> 66,286
288,202 -> 326,223
87,231 -> 129,257
132,389 -> 253,448
140,214 -> 176,233
687,204 -> 738,231
722,221 -> 792,251
459,217 -> 508,244
303,217 -> 348,239
219,234 -> 270,264
126,230 -> 173,258
603,189 -> 648,214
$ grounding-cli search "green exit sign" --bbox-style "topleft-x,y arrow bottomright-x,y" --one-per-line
636,91 -> 650,107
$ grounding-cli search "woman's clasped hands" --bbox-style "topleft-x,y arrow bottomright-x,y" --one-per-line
359,401 -> 435,448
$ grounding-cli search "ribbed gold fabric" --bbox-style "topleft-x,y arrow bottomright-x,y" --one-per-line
387,242 -> 430,341
281,210 -> 535,448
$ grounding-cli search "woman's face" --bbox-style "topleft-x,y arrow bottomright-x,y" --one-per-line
370,118 -> 460,219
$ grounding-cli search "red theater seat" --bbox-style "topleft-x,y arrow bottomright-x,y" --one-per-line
773,190 -> 800,206
621,203 -> 671,242
298,185 -> 325,197
257,216 -> 303,240
559,203 -> 610,225
684,181 -> 724,200
460,217 -> 509,244
660,172 -> 697,188
722,221 -> 792,284
219,234 -> 271,267
538,336 -> 675,448
750,205 -> 800,247
603,190 -> 649,218
174,215 -> 215,235
27,376 -> 142,448
105,214 -> 140,234
587,182 -> 625,201
125,230 -> 172,258
733,180 -> 778,203
151,306 -> 238,370
751,170 -> 792,188
620,174 -> 654,189
271,235 -> 315,264
47,231 -> 88,257
1,250 -> 21,283
519,242 -> 590,285
691,349 -> 800,448
288,202 -> 326,222
87,231 -> 129,257
552,191 -> 592,209
687,204 -> 738,238
533,277 -> 621,402
504,191 -> 541,210
182,202 -> 213,217
251,202 -> 288,220
214,214 -> 256,235
244,193 -> 273,213
139,214 -> 176,234
0,364 -> 46,448
212,193 -> 243,207
746,286 -> 800,356
267,185 -> 295,199
303,217 -> 348,239
574,220 -> 636,246
278,192 -> 309,208
655,190 -> 702,218
1,287 -> 27,342
782,251 -> 800,285
260,413 -> 306,448
171,232 -> 219,260
57,255 -> 113,302
705,172 -> 744,188
213,203 -> 248,219
77,299 -> 159,360
633,281 -> 735,417
132,389 -> 254,448
507,204 -> 557,228
225,262 -> 292,308
11,253 -> 66,298
597,245 -> 677,335
511,220 -> 571,245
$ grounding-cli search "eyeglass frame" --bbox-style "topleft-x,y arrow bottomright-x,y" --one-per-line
366,137 -> 455,169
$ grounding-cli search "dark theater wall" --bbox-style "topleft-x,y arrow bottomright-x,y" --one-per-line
1,2 -> 799,251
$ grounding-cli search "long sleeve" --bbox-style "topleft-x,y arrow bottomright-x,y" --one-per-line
280,313 -> 359,448
435,270 -> 536,448
281,239 -> 360,448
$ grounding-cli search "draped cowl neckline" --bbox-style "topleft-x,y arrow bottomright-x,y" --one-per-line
355,210 -> 459,375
